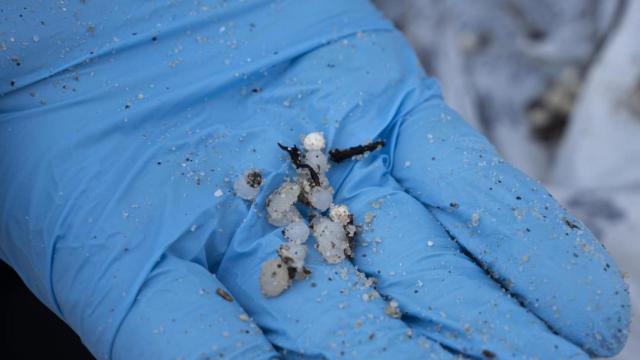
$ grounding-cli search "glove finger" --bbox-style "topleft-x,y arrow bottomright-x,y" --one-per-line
215,173 -> 451,360
333,156 -> 587,359
390,95 -> 630,356
112,254 -> 276,359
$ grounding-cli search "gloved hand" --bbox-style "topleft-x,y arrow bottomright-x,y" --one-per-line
0,0 -> 630,359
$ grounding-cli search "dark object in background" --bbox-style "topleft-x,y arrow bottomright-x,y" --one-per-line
0,261 -> 93,359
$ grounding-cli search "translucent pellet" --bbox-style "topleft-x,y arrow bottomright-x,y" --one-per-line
277,242 -> 307,270
308,187 -> 332,212
267,206 -> 301,227
233,169 -> 263,201
304,150 -> 330,174
311,216 -> 349,264
283,221 -> 310,244
259,259 -> 291,297
303,132 -> 326,151
266,182 -> 301,226
297,171 -> 332,204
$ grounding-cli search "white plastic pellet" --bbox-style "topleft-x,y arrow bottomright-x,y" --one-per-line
233,169 -> 263,201
277,242 -> 307,270
303,132 -> 326,151
266,182 -> 301,226
308,187 -> 332,212
312,216 -> 349,264
304,150 -> 330,173
259,259 -> 291,297
283,221 -> 310,244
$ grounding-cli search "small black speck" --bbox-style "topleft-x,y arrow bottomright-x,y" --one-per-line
516,196 -> 522,200
482,349 -> 496,359
562,217 -> 581,230
251,87 -> 262,93
449,202 -> 459,209
152,36 -> 157,42
124,104 -> 130,109
157,161 -> 162,165
10,80 -> 15,87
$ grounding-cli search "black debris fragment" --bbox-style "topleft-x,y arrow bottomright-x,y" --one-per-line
277,142 -> 320,186
481,349 -> 496,359
329,140 -> 385,163
562,217 -> 581,230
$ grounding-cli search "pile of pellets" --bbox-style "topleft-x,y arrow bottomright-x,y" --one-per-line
233,132 -> 384,297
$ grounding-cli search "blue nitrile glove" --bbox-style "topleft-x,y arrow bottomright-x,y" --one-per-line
0,0 -> 630,359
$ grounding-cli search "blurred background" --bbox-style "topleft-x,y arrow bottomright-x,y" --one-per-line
374,0 -> 639,358
1,0 -> 638,358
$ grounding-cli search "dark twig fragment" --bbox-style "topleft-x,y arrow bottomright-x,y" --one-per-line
278,142 -> 320,186
329,140 -> 385,163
